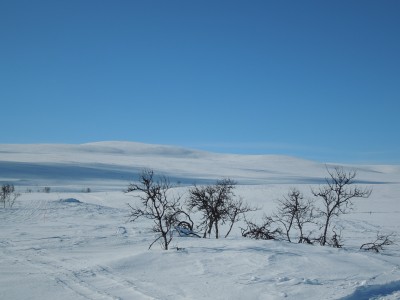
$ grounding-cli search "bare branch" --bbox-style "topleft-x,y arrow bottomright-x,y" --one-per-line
241,216 -> 281,240
360,233 -> 395,253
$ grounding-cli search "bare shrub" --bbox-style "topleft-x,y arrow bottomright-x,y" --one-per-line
360,233 -> 395,253
327,228 -> 343,248
274,188 -> 315,243
312,167 -> 372,246
241,216 -> 281,240
1,184 -> 20,208
126,169 -> 186,250
187,179 -> 257,239
224,196 -> 258,238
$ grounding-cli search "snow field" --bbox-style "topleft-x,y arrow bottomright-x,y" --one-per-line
1,142 -> 400,299
1,184 -> 400,300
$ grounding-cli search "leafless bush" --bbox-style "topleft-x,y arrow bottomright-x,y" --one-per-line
360,233 -> 395,253
327,228 -> 343,248
274,188 -> 315,243
126,169 -> 186,250
187,179 -> 257,238
1,184 -> 20,208
82,187 -> 91,193
224,196 -> 258,238
312,166 -> 372,246
241,216 -> 281,240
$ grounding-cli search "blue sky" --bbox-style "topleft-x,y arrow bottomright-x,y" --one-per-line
1,1 -> 399,163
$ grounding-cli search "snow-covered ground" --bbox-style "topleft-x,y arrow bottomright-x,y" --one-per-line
1,142 -> 399,299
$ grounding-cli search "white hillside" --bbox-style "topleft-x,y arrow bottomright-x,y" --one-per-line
1,141 -> 398,190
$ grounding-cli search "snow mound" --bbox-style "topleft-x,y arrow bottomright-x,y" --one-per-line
59,198 -> 81,204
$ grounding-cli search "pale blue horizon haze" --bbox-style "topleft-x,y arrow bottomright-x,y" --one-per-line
1,1 -> 399,164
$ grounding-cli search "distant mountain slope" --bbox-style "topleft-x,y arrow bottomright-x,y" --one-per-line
0,141 -> 399,190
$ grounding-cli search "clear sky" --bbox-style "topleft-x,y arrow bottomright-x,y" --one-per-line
1,1 -> 399,163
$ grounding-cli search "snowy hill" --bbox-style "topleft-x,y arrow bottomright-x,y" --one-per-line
1,141 -> 398,191
1,142 -> 400,299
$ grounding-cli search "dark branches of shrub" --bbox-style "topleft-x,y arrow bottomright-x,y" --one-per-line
274,188 -> 315,243
312,166 -> 372,246
126,169 -> 185,250
241,216 -> 281,240
360,233 -> 395,253
187,179 -> 257,239
1,184 -> 20,208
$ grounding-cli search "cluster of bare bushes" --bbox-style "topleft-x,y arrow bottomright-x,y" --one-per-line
126,170 -> 256,250
126,167 -> 395,252
240,167 -> 395,252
